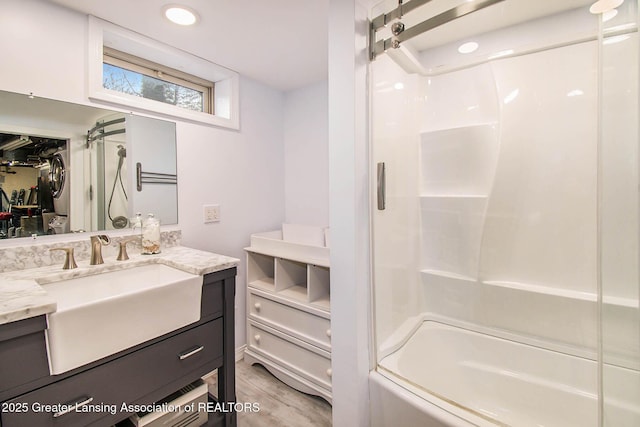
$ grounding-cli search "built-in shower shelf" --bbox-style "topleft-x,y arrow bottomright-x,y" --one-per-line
482,280 -> 639,308
420,194 -> 488,199
419,122 -> 499,135
421,269 -> 476,282
603,295 -> 640,309
483,280 -> 596,302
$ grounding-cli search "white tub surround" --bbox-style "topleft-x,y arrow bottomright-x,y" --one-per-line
369,2 -> 640,425
0,232 -> 239,325
374,321 -> 640,427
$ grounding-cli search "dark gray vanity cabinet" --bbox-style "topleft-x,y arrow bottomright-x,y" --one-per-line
0,267 -> 237,427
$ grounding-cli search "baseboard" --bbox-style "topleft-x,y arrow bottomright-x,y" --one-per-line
235,344 -> 246,362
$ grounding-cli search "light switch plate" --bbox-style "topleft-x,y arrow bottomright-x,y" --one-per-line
203,204 -> 220,223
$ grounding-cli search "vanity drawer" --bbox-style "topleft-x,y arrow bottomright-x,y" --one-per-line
248,292 -> 331,352
1,319 -> 223,427
0,317 -> 50,400
248,322 -> 332,391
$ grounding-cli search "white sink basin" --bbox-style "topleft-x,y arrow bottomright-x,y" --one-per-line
44,264 -> 203,375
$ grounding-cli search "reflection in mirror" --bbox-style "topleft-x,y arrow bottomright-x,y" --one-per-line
0,133 -> 67,237
87,113 -> 178,232
88,114 -> 128,231
0,90 -> 178,240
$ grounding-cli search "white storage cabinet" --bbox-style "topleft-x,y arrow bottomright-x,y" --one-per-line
244,230 -> 331,403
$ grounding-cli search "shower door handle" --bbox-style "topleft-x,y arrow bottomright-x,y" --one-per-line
377,162 -> 386,210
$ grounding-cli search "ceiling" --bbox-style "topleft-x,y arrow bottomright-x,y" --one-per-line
47,0 -> 601,91
47,0 -> 330,92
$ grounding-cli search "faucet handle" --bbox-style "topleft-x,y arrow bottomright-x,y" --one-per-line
117,237 -> 139,261
49,247 -> 78,270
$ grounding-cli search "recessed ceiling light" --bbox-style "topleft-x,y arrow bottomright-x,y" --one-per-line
589,0 -> 624,14
458,41 -> 479,54
163,5 -> 199,26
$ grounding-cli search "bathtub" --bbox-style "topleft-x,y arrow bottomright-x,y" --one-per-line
370,321 -> 640,427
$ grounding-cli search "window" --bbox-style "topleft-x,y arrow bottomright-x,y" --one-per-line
102,48 -> 214,114
88,17 -> 239,129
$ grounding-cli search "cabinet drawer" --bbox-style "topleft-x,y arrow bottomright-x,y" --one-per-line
248,292 -> 331,352
248,322 -> 331,390
1,319 -> 223,427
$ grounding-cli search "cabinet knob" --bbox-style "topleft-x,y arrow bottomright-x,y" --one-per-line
254,334 -> 261,344
254,302 -> 261,312
326,368 -> 332,378
326,329 -> 331,338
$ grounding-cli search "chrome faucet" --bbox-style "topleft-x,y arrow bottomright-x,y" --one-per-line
90,235 -> 111,265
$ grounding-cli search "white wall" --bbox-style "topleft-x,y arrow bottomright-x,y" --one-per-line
0,0 -> 286,349
284,81 -> 329,227
178,78 -> 285,348
328,0 -> 372,426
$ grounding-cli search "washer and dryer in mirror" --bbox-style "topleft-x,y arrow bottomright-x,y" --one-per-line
0,134 -> 69,237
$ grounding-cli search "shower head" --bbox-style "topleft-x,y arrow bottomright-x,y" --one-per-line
117,145 -> 126,158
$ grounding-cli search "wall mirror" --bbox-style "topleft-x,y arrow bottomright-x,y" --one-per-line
0,90 -> 177,240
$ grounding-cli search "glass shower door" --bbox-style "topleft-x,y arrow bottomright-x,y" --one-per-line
370,0 -> 639,425
87,114 -> 127,231
600,1 -> 640,425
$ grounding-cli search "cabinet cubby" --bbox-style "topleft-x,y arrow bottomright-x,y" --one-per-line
247,252 -> 275,292
276,258 -> 308,301
308,265 -> 330,310
246,251 -> 331,308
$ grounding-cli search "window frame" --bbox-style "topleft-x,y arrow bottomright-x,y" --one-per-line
102,47 -> 214,114
88,16 -> 239,129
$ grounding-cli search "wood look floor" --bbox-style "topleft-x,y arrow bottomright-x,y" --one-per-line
205,359 -> 332,427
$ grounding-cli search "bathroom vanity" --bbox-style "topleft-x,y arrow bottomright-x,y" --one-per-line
0,242 -> 238,427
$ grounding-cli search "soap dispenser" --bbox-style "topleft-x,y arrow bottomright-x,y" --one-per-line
130,212 -> 143,232
141,213 -> 161,254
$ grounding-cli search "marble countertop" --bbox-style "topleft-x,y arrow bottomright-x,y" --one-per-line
0,246 -> 240,326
